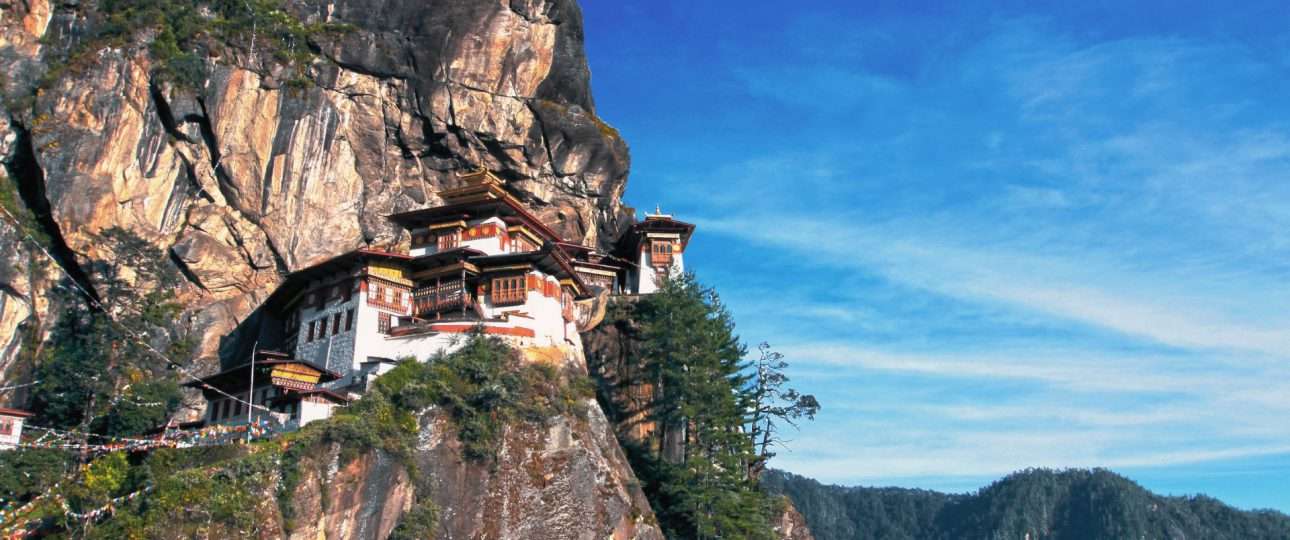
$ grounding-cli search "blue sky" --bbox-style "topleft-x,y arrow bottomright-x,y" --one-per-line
578,2 -> 1290,512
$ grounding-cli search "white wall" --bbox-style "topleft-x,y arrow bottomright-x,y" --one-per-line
299,400 -> 335,427
460,217 -> 509,255
633,234 -> 685,295
475,272 -> 578,347
0,417 -> 25,449
293,273 -> 364,377
410,217 -> 511,258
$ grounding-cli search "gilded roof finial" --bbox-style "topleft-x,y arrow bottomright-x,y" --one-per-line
655,203 -> 662,215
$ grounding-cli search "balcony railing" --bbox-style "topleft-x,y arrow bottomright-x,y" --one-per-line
414,281 -> 470,317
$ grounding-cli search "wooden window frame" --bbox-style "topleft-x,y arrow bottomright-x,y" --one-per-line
651,240 -> 675,265
378,312 -> 392,335
437,231 -> 461,251
0,419 -> 12,436
491,275 -> 528,306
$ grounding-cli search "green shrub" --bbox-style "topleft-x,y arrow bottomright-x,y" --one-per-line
389,499 -> 438,540
29,335 -> 594,535
0,449 -> 72,502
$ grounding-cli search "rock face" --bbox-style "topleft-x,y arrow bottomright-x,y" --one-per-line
415,401 -> 662,540
270,400 -> 662,540
772,498 -> 817,540
0,0 -> 633,386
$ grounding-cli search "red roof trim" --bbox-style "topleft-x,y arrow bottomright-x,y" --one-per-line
0,407 -> 33,418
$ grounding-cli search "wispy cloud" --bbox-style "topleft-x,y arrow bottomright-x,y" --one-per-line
702,214 -> 1290,356
586,2 -> 1290,508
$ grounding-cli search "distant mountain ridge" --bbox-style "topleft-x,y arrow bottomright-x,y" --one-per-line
763,468 -> 1290,540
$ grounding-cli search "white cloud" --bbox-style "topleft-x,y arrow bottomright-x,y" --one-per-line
702,214 -> 1290,356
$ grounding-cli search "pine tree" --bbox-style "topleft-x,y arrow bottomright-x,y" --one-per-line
28,227 -> 191,436
746,342 -> 820,481
632,273 -> 776,539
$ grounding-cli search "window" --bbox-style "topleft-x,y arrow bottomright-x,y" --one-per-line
393,290 -> 402,306
651,240 -> 674,263
307,320 -> 315,342
510,235 -> 535,252
317,319 -> 327,339
345,309 -> 354,331
491,275 -> 527,306
332,313 -> 342,334
378,312 -> 392,334
316,290 -> 327,310
0,419 -> 12,436
438,231 -> 460,250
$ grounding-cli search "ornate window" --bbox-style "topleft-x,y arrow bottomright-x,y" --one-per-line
491,275 -> 527,306
438,231 -> 460,250
510,235 -> 536,253
378,313 -> 392,335
651,241 -> 674,264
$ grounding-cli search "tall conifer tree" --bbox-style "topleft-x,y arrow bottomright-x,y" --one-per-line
633,273 -> 775,539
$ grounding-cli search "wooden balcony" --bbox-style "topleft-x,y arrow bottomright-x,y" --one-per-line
414,281 -> 470,317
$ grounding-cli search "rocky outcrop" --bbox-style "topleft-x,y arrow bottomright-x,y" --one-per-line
267,399 -> 662,540
0,0 -> 633,377
415,401 -> 662,540
773,498 -> 816,540
283,450 -> 416,539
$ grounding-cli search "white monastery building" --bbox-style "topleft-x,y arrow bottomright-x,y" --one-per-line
191,170 -> 694,429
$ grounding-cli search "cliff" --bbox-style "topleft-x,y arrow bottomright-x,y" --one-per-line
0,0 -> 633,387
279,400 -> 662,540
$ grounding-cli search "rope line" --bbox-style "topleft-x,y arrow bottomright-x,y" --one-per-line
0,205 -> 262,412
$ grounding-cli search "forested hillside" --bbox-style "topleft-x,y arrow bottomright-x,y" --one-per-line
763,468 -> 1290,540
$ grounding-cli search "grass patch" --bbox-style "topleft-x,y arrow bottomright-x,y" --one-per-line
20,0 -> 351,107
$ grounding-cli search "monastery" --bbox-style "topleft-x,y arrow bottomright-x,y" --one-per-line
189,170 -> 694,430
